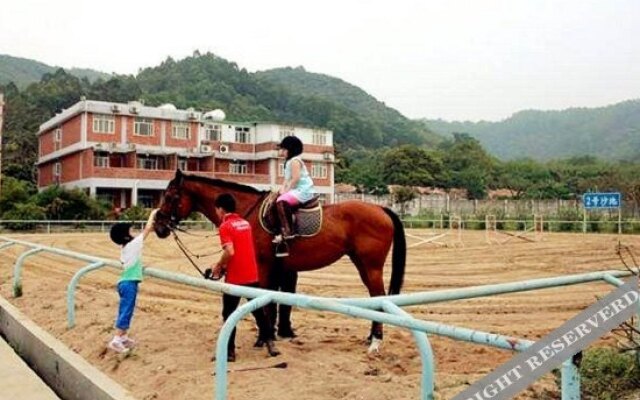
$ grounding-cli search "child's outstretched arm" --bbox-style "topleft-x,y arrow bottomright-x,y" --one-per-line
142,209 -> 159,240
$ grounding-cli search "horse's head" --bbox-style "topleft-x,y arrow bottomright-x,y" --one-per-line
155,170 -> 194,238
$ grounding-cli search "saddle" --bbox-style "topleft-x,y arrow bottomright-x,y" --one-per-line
259,193 -> 323,238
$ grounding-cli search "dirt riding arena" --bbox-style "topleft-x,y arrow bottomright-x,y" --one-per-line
1,229 -> 638,400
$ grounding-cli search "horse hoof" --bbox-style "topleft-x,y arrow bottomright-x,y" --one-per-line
266,340 -> 281,357
367,337 -> 382,354
277,327 -> 296,338
254,339 -> 265,348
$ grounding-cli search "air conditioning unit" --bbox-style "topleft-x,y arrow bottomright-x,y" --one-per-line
219,144 -> 229,154
200,145 -> 212,153
129,106 -> 139,114
128,143 -> 136,150
188,111 -> 198,120
323,152 -> 332,160
111,104 -> 121,113
109,142 -> 117,149
95,143 -> 103,149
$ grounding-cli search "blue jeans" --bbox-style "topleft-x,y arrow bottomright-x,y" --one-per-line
115,280 -> 139,330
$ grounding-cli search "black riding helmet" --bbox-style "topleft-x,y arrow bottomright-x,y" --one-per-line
278,136 -> 303,160
110,223 -> 133,245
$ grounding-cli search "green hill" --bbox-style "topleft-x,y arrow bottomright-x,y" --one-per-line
422,100 -> 640,161
0,54 -> 111,88
256,66 -> 441,146
134,53 -> 439,148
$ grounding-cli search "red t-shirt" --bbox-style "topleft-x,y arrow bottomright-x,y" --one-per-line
219,213 -> 259,285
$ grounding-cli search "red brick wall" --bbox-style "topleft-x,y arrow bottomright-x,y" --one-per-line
61,152 -> 83,183
255,142 -> 277,152
304,144 -> 333,154
228,143 -> 253,152
81,150 -> 93,178
254,160 -> 270,174
38,161 -> 54,187
40,131 -> 55,157
198,156 -> 214,172
61,116 -> 82,148
215,159 -> 230,174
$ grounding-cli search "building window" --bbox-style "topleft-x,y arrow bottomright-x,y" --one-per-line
54,128 -> 62,151
205,124 -> 222,141
172,122 -> 190,139
312,130 -> 327,145
279,126 -> 295,141
178,158 -> 188,171
234,127 -> 251,143
134,118 -> 154,136
53,162 -> 61,176
278,162 -> 284,177
229,160 -> 248,174
137,156 -> 158,170
93,114 -> 115,134
94,152 -> 109,168
311,162 -> 327,179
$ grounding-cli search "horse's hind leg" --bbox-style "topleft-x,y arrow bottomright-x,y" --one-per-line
348,252 -> 386,351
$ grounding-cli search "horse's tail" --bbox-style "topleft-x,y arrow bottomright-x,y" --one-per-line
382,207 -> 406,295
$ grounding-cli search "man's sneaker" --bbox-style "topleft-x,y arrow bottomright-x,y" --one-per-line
107,339 -> 130,354
122,337 -> 136,349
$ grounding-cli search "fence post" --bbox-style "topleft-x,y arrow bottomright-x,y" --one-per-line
13,247 -> 44,297
67,261 -> 106,328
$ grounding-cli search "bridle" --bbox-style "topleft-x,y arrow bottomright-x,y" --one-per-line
158,186 -> 270,278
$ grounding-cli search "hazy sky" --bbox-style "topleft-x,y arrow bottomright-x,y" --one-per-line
1,0 -> 639,121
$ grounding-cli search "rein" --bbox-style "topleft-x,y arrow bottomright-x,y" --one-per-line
169,191 -> 270,277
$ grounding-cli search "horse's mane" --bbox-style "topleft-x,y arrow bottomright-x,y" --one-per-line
181,172 -> 268,195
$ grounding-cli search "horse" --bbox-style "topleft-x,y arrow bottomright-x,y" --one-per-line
154,170 -> 406,352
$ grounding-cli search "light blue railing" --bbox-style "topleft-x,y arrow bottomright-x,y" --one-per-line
1,235 -> 636,400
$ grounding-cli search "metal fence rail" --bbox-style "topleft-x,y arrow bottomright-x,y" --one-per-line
1,218 -> 640,235
0,236 -> 636,400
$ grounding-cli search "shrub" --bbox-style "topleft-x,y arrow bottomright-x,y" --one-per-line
578,348 -> 640,400
1,203 -> 46,230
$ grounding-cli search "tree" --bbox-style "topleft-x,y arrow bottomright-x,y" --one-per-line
0,177 -> 36,214
33,186 -> 109,220
382,145 -> 443,187
441,133 -> 496,199
392,186 -> 417,216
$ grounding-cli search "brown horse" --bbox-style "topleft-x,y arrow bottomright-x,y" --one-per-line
154,170 -> 406,350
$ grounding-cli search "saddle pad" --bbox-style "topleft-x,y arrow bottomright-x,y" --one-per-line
258,194 -> 323,238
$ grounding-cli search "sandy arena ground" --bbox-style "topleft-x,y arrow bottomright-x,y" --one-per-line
1,228 -> 639,400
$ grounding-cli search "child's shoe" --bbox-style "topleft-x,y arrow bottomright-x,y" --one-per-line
108,338 -> 130,354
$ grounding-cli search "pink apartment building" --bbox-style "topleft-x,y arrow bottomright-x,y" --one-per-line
37,100 -> 334,209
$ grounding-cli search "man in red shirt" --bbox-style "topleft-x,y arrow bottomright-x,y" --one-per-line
207,193 -> 279,362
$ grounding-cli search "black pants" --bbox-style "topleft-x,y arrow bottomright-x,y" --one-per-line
222,282 -> 274,351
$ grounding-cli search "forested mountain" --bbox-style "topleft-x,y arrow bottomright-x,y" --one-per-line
256,66 -> 441,146
422,100 -> 640,161
0,54 -> 111,88
134,54 -> 439,148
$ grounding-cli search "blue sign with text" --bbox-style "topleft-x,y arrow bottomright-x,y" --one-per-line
583,192 -> 621,209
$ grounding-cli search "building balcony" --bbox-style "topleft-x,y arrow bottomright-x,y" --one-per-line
92,166 -> 271,184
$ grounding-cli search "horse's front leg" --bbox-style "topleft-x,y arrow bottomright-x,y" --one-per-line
277,269 -> 298,338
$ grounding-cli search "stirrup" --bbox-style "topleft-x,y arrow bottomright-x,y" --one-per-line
275,242 -> 289,258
